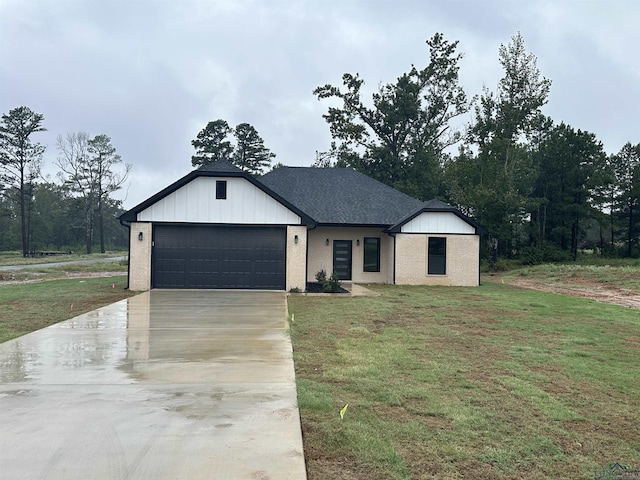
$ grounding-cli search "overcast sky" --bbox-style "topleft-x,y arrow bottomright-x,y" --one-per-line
2,0 -> 639,210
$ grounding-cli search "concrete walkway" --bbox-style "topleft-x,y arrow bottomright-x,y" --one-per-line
0,290 -> 306,480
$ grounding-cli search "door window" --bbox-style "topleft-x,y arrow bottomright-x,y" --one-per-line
333,240 -> 353,280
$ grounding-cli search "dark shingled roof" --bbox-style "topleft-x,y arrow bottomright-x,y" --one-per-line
195,161 -> 244,173
121,161 -> 483,232
260,167 -> 425,225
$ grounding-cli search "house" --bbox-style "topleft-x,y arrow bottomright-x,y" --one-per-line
119,161 -> 485,291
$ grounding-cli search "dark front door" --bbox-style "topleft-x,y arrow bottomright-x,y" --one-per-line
333,240 -> 352,280
152,225 -> 286,289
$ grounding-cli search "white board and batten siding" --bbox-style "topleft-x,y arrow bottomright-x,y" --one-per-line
400,211 -> 476,234
136,176 -> 301,224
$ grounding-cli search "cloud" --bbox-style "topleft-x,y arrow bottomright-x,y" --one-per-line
1,0 -> 638,209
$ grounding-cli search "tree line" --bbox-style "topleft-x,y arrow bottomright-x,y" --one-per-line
5,32 -> 638,262
312,32 -> 640,262
0,106 -> 130,255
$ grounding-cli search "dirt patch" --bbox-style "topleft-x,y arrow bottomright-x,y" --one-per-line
493,278 -> 640,310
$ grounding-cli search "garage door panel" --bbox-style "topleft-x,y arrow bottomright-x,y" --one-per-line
152,225 -> 286,289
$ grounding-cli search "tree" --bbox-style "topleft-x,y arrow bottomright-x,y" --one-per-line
56,132 -> 94,253
611,142 -> 640,256
233,123 -> 275,174
313,32 -> 470,200
531,123 -> 606,259
452,32 -> 551,260
56,133 -> 129,254
0,106 -> 46,256
88,134 -> 130,253
191,120 -> 233,167
29,182 -> 73,250
191,120 -> 276,174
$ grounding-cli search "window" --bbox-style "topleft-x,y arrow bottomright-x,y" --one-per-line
216,180 -> 227,199
363,237 -> 380,272
428,237 -> 446,275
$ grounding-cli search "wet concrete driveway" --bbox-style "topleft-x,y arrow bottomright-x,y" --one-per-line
0,290 -> 306,479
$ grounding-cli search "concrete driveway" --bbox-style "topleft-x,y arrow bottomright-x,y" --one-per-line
0,290 -> 306,480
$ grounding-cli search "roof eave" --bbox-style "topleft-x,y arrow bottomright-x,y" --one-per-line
314,222 -> 392,229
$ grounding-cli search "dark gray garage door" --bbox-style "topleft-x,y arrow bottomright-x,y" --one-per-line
152,225 -> 286,289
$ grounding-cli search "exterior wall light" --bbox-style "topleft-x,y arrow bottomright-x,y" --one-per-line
356,239 -> 360,246
326,238 -> 330,246
138,232 -> 144,241
294,234 -> 299,244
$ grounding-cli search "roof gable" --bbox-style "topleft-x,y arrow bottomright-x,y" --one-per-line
388,199 -> 486,234
120,161 -> 313,224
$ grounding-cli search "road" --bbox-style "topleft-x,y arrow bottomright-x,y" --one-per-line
0,256 -> 127,271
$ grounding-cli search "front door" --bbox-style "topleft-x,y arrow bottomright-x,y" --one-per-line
333,240 -> 352,280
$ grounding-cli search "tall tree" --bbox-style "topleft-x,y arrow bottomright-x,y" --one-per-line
232,123 -> 275,174
454,32 -> 551,259
56,133 -> 129,254
532,123 -> 606,259
0,106 -> 46,256
56,132 -> 94,253
88,134 -> 130,253
313,32 -> 470,200
611,142 -> 640,256
191,119 -> 233,167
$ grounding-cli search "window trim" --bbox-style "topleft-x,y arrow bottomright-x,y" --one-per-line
216,180 -> 227,200
427,237 -> 446,275
363,237 -> 381,273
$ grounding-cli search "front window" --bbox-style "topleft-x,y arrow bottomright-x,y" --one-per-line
363,237 -> 380,272
428,237 -> 446,275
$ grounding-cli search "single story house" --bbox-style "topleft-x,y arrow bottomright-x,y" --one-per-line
119,161 -> 485,291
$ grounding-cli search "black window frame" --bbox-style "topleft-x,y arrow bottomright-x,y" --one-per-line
363,237 -> 381,273
428,237 -> 446,275
216,180 -> 227,200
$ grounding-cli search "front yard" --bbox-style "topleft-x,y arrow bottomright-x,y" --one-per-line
2,259 -> 639,479
288,282 -> 640,479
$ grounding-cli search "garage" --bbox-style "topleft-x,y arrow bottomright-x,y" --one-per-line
152,225 -> 286,290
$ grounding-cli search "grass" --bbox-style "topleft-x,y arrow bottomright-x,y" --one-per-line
0,259 -> 128,283
494,262 -> 640,294
288,282 -> 640,479
0,275 -> 135,343
1,256 -> 638,477
0,250 -> 127,267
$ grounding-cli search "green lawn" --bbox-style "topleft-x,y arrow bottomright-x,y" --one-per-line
288,283 -> 640,479
0,276 -> 136,343
2,259 -> 638,478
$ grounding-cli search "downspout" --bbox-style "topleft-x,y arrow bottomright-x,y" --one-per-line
306,222 -> 317,290
390,233 -> 396,285
119,218 -> 131,290
478,231 -> 482,286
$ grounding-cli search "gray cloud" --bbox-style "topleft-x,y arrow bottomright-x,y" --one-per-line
2,0 -> 638,209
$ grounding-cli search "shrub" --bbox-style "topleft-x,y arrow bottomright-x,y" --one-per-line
518,245 -> 571,265
313,268 -> 342,293
323,272 -> 342,293
315,269 -> 327,283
